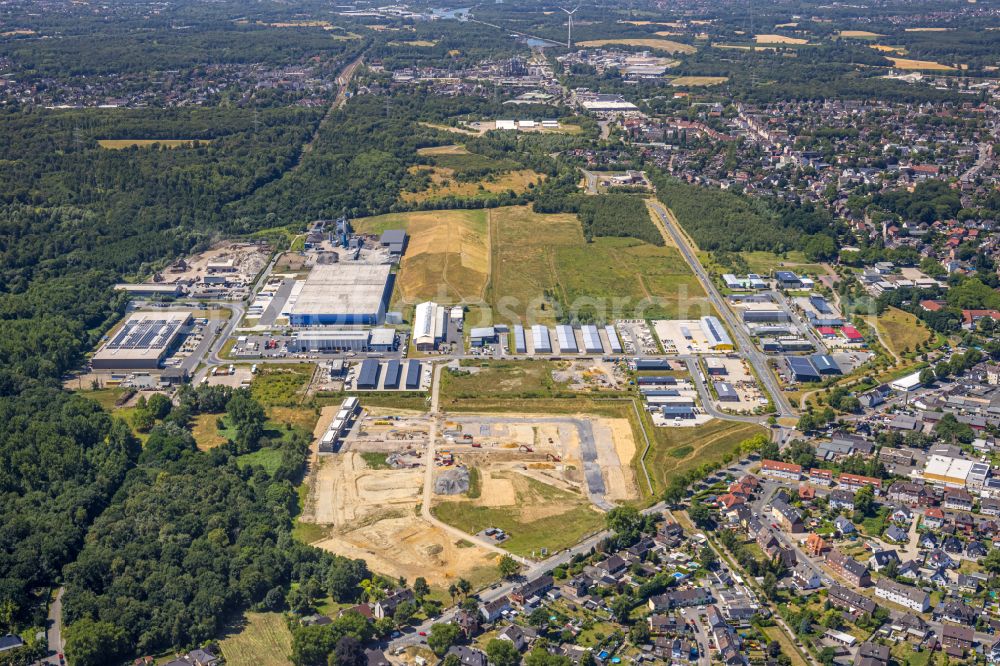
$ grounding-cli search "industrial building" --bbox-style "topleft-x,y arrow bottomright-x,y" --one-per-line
705,357 -> 727,376
470,327 -> 498,347
556,325 -> 578,353
775,271 -> 802,289
289,328 -> 397,353
700,316 -> 734,351
661,405 -> 696,419
635,359 -> 670,371
320,396 -> 360,453
382,360 -> 401,389
289,263 -> 393,326
787,356 -> 821,383
413,302 -> 447,351
532,325 -> 552,354
605,325 -> 623,353
114,283 -> 183,298
379,229 -> 408,256
715,382 -> 739,402
92,311 -> 191,369
741,307 -> 790,323
581,325 -> 603,354
356,359 -> 381,390
811,354 -> 841,375
405,360 -> 422,390
513,325 -> 527,354
637,375 -> 677,385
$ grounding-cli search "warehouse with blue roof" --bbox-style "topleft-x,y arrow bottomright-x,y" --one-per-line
405,360 -> 422,389
787,356 -> 821,383
810,354 -> 842,375
356,358 -> 381,389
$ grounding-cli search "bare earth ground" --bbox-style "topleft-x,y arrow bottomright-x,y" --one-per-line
301,408 -> 497,589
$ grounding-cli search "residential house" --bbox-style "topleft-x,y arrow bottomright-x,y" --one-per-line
829,489 -> 856,511
772,498 -> 805,533
366,650 -> 391,666
967,541 -> 988,559
648,587 -> 713,611
935,600 -> 977,626
923,508 -> 945,529
838,473 -> 882,494
854,642 -> 890,666
834,516 -> 856,536
828,585 -> 876,615
809,468 -> 834,486
373,588 -> 414,619
869,550 -> 900,572
826,549 -> 872,587
885,525 -> 909,543
446,646 -> 488,666
498,624 -> 535,652
512,575 -> 554,605
941,624 -> 974,658
792,563 -> 822,590
480,597 -> 511,623
761,459 -> 803,481
943,488 -> 974,511
874,578 -> 930,612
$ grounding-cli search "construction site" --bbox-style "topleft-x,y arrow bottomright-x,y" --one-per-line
299,405 -> 499,590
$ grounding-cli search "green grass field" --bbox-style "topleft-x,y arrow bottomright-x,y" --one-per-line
250,364 -> 314,407
875,306 -> 932,357
236,447 -> 285,474
220,612 -> 293,666
439,360 -> 569,403
644,420 -> 766,493
488,206 -> 707,324
432,472 -> 604,558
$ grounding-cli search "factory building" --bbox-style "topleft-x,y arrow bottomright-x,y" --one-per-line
787,356 -> 821,383
637,375 -> 677,386
556,325 -> 578,353
715,382 -> 739,402
513,325 -> 527,354
532,325 -> 552,354
356,359 -> 381,390
581,325 -> 603,354
661,405 -> 696,419
635,359 -> 670,371
289,263 -> 393,326
289,328 -> 397,353
470,327 -> 498,347
605,325 -> 623,353
405,360 -> 422,390
742,307 -> 791,323
705,357 -> 727,376
92,311 -> 191,369
700,316 -> 734,351
413,302 -> 447,351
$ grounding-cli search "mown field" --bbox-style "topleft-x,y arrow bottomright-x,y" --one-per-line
432,472 -> 604,558
487,206 -> 707,324
220,612 -> 293,666
353,209 -> 490,304
644,419 -> 766,494
97,139 -> 210,149
875,306 -> 932,356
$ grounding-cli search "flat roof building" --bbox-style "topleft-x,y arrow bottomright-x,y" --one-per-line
92,311 -> 191,369
532,325 -> 552,354
513,325 -> 527,354
379,229 -> 408,255
715,382 -> 739,402
383,360 -> 401,389
787,356 -> 821,383
605,325 -> 623,353
811,354 -> 842,375
413,302 -> 447,351
700,316 -> 734,350
114,283 -> 183,298
581,325 -> 603,353
357,359 -> 381,390
289,263 -> 393,326
556,325 -> 578,353
470,327 -> 498,347
405,360 -> 422,390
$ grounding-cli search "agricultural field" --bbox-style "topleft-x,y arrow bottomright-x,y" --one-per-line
837,30 -> 883,39
874,306 -> 932,357
644,419 -> 766,494
353,209 -> 490,304
220,612 -> 293,666
670,76 -> 728,86
576,38 -> 696,54
487,206 -> 708,324
871,44 -> 907,54
97,139 -> 209,149
886,57 -> 955,70
754,34 -> 810,44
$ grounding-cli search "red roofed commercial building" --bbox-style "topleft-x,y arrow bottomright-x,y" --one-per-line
816,326 -> 837,338
839,473 -> 882,494
840,325 -> 863,342
761,460 -> 803,481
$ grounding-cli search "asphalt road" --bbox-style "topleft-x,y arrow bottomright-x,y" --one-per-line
647,200 -> 795,418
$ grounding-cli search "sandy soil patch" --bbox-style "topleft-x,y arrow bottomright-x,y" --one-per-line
311,452 -> 423,525
871,44 -> 907,54
754,34 -> 809,44
315,516 -> 497,588
417,144 -> 470,156
478,470 -> 517,506
904,27 -> 952,32
592,418 -> 639,502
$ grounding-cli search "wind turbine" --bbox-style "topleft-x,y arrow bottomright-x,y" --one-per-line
559,5 -> 579,49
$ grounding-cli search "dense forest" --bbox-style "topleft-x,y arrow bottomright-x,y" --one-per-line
653,177 -> 842,257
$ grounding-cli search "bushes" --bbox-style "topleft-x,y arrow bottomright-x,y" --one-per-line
577,195 -> 663,246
